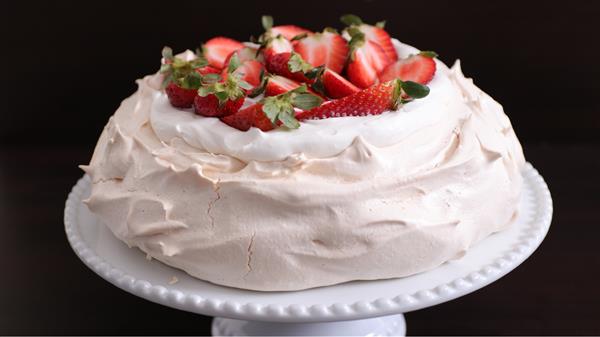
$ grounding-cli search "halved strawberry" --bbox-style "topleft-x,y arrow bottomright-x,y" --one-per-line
297,80 -> 399,120
265,75 -> 303,96
346,39 -> 390,88
271,25 -> 312,40
223,47 -> 264,68
263,36 -> 293,63
222,60 -> 264,89
297,79 -> 430,120
293,30 -> 348,74
221,103 -> 271,131
314,68 -> 360,99
203,37 -> 244,69
341,14 -> 398,62
265,52 -> 313,82
265,75 -> 322,97
378,52 -> 437,84
261,16 -> 312,41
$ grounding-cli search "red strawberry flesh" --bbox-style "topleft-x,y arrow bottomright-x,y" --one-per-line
203,37 -> 244,69
378,54 -> 437,84
271,25 -> 312,40
321,69 -> 360,99
358,24 -> 398,62
294,31 -> 348,74
347,40 -> 390,88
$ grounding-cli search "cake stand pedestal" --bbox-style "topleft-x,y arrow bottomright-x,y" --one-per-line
65,163 -> 552,336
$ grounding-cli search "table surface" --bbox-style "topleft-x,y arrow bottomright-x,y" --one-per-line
1,142 -> 598,335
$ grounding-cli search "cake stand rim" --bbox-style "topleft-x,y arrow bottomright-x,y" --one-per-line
64,162 -> 552,323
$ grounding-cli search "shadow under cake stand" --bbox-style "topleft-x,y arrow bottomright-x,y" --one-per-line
64,163 -> 552,336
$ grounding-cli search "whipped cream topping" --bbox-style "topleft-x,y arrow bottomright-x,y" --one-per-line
82,41 -> 525,291
151,41 -> 453,162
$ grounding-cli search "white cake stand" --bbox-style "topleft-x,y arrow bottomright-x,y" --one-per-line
64,163 -> 552,336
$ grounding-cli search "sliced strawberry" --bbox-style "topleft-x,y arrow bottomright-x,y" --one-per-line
317,69 -> 360,99
293,30 -> 348,74
340,14 -> 398,62
265,52 -> 312,82
165,83 -> 197,108
357,25 -> 397,62
203,37 -> 244,69
263,36 -> 293,63
221,103 -> 270,131
264,75 -> 324,98
265,75 -> 303,96
271,25 -> 312,40
297,80 -> 400,120
346,40 -> 390,88
223,47 -> 263,68
222,60 -> 264,89
378,52 -> 437,84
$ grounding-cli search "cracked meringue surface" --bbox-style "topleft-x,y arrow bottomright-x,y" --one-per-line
81,41 -> 525,291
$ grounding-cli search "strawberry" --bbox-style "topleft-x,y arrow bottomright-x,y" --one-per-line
340,14 -> 398,62
346,38 -> 390,89
223,47 -> 264,68
221,60 -> 264,89
293,30 -> 348,74
271,25 -> 312,40
260,15 -> 311,41
263,35 -> 293,63
221,103 -> 274,131
264,75 -> 322,97
297,79 -> 430,120
194,95 -> 244,117
165,83 -> 198,108
203,37 -> 244,69
266,52 -> 314,82
222,85 -> 323,131
265,75 -> 303,96
378,52 -> 437,84
159,47 -> 210,108
312,68 -> 360,99
195,65 -> 221,76
193,54 -> 252,117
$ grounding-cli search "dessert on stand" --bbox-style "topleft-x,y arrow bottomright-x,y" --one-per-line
67,14 -> 552,335
65,163 -> 551,336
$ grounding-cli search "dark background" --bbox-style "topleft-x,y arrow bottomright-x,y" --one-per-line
1,0 -> 599,335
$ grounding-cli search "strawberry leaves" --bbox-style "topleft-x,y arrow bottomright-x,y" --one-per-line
160,46 -> 208,89
262,85 -> 323,129
392,79 -> 430,108
287,52 -> 313,73
198,53 -> 250,105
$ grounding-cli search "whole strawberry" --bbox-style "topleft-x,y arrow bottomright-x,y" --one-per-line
160,46 -> 209,108
194,53 -> 252,117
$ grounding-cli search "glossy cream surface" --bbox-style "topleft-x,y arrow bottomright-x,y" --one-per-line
82,41 -> 525,291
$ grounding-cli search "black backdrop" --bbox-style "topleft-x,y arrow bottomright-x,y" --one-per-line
2,1 -> 600,335
2,0 -> 599,146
